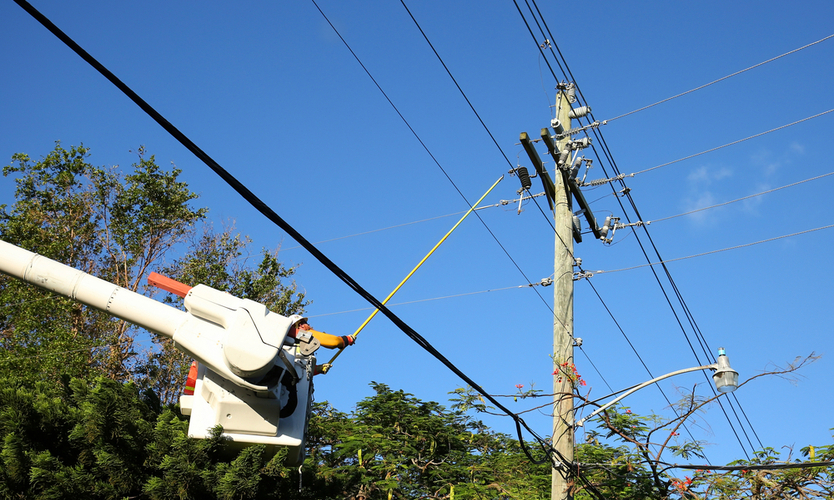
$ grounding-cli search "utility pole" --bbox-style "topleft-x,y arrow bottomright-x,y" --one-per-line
551,88 -> 574,500
520,83 -> 599,500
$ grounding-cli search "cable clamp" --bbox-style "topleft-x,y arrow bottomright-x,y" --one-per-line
573,271 -> 593,281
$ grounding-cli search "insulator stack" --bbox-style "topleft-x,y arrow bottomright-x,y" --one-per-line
517,166 -> 533,190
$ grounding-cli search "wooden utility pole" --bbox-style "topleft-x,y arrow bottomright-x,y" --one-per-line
551,88 -> 574,500
521,84 -> 599,500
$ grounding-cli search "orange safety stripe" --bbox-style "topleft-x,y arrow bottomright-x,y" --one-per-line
183,361 -> 198,395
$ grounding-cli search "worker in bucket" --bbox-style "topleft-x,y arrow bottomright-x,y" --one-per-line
287,314 -> 355,349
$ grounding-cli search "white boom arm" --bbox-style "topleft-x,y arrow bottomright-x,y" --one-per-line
0,239 -> 315,465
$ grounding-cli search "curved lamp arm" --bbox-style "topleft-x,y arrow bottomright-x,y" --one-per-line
575,348 -> 738,428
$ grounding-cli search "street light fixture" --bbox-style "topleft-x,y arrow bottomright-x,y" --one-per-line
575,348 -> 739,428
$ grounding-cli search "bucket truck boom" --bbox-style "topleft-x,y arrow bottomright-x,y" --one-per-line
0,239 -> 315,466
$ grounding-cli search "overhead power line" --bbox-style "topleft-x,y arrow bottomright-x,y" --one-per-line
516,0 -> 762,458
14,0 -> 561,468
594,223 -> 834,275
310,0 -> 555,321
280,192 -> 547,251
512,0 -> 729,465
647,171 -> 834,224
604,33 -> 834,123
308,283 -> 547,318
633,109 -> 834,176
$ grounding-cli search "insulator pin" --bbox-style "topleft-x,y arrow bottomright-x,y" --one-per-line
550,118 -> 565,135
569,106 -> 591,119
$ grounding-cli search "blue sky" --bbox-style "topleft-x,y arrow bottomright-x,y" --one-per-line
2,0 -> 833,469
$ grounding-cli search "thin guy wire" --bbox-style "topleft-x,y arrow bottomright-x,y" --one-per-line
634,109 -> 834,176
400,0 -> 515,168
595,223 -> 834,274
605,34 -> 834,122
312,0 -> 554,318
308,284 -> 545,318
647,171 -> 834,224
281,192 -> 548,251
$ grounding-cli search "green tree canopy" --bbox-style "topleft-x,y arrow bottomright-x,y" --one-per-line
0,143 -> 306,399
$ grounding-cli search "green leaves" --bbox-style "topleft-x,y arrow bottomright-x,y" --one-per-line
1,143 -> 305,405
0,143 -> 209,386
306,382 -> 551,499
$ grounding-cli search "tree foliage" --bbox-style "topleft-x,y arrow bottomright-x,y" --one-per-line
0,143 -> 306,400
2,143 -> 831,499
0,375 -> 552,499
307,382 -> 551,499
465,355 -> 833,500
0,143 -> 550,498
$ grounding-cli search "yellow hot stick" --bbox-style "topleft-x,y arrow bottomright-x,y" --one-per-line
320,175 -> 503,373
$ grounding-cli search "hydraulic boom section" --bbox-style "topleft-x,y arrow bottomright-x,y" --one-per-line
0,239 -> 315,466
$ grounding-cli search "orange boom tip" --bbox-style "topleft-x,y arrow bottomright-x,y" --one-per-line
148,272 -> 193,298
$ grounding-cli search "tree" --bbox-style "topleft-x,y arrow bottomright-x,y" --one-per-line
0,374 -> 553,499
0,142 -> 307,401
453,355 -> 832,500
308,382 -> 551,499
0,143 -> 205,384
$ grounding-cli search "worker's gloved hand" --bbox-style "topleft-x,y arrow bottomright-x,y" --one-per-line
340,335 -> 356,346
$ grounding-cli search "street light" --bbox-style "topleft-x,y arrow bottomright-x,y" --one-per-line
575,348 -> 739,428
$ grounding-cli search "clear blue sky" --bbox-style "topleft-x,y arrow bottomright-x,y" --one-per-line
2,0 -> 833,468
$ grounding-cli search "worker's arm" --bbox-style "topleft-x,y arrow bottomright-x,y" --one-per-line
290,322 -> 355,349
307,328 -> 355,349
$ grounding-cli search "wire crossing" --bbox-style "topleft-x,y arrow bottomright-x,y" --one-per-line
15,0 -> 563,468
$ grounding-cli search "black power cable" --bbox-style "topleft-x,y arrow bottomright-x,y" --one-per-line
11,0 -> 562,468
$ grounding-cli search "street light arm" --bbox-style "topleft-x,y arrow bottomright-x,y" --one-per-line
575,364 -> 716,428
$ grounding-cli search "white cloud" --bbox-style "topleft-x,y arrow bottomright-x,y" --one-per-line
682,191 -> 717,225
687,165 -> 733,185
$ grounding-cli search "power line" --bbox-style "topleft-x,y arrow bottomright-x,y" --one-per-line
311,0 -> 555,320
399,0 -> 514,169
646,171 -> 834,224
280,192 -> 547,251
307,283 -> 545,318
510,0 -> 730,465
517,0 -> 760,459
14,0 -> 563,468
593,223 -> 834,275
557,17 -> 763,458
604,33 -> 834,123
512,0 -> 708,453
633,109 -> 834,176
